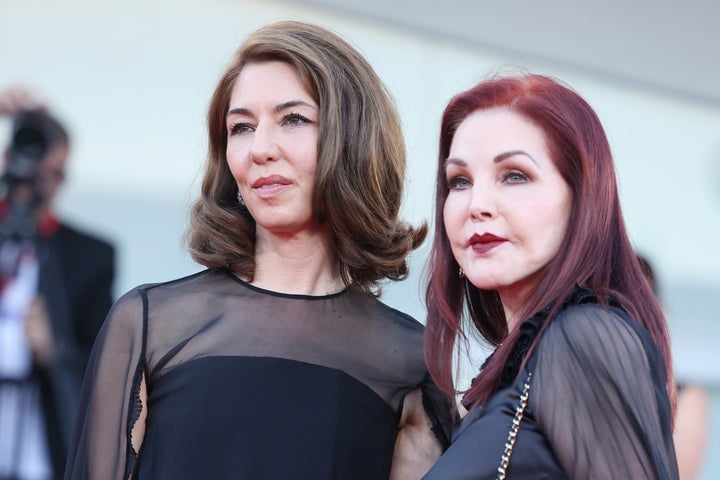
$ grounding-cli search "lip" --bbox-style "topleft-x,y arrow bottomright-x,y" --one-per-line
251,175 -> 291,198
468,232 -> 507,254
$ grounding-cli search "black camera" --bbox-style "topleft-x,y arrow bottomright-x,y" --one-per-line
6,110 -> 61,183
1,110 -> 64,238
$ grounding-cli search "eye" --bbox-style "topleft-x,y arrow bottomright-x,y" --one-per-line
282,112 -> 313,126
228,121 -> 254,136
447,175 -> 472,190
503,170 -> 529,184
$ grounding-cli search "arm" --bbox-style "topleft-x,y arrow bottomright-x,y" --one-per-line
64,288 -> 147,480
389,388 -> 444,480
24,296 -> 55,365
532,305 -> 678,480
0,84 -> 45,115
674,384 -> 710,480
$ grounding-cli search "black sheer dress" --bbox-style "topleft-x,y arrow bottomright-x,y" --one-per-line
64,269 -> 450,480
423,288 -> 678,480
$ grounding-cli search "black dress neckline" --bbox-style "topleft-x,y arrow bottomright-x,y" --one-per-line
223,269 -> 348,300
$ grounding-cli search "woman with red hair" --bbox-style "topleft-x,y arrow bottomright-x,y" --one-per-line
422,73 -> 678,479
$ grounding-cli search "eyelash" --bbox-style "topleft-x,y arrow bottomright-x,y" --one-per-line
446,170 -> 530,190
227,112 -> 313,136
447,176 -> 471,190
228,122 -> 252,136
503,170 -> 529,183
282,112 -> 311,126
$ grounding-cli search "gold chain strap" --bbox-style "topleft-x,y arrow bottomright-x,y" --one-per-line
496,371 -> 533,480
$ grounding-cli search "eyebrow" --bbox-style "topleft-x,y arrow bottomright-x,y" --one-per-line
226,100 -> 317,118
495,150 -> 538,166
444,149 -> 539,169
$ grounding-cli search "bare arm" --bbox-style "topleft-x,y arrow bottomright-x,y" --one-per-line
390,387 -> 444,480
673,384 -> 710,480
0,85 -> 45,116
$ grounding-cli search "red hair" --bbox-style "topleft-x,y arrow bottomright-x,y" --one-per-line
424,73 -> 675,414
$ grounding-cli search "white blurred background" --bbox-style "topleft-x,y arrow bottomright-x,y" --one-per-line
2,0 -> 719,476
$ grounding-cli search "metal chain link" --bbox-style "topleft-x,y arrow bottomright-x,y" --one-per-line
496,371 -> 533,480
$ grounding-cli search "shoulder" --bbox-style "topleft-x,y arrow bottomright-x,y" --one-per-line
375,300 -> 424,330
345,291 -> 428,373
54,221 -> 115,256
550,302 -> 631,334
355,294 -> 426,346
351,291 -> 424,330
100,286 -> 146,337
134,269 -> 224,300
536,303 -> 651,370
371,300 -> 428,371
346,290 -> 425,343
104,270 -> 215,327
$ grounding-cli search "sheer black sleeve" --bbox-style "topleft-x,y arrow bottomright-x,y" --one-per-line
531,304 -> 678,480
64,288 -> 147,480
420,373 -> 454,451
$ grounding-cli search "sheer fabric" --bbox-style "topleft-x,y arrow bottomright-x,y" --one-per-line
423,289 -> 678,479
64,269 -> 449,479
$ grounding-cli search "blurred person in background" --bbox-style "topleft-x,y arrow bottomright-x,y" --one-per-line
0,86 -> 116,480
637,253 -> 710,480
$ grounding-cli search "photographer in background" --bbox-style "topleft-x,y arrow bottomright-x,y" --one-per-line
637,253 -> 710,480
0,86 -> 115,480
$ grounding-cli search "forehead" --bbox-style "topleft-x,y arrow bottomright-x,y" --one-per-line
39,143 -> 68,170
451,108 -> 549,159
230,61 -> 315,105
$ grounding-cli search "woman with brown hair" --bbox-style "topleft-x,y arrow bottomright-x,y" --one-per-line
422,73 -> 678,479
64,21 -> 449,480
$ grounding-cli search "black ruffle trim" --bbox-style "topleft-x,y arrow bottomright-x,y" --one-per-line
476,285 -> 602,391
421,382 -> 452,452
124,362 -> 145,479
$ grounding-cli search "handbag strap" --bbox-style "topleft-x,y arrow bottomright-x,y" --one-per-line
496,371 -> 533,480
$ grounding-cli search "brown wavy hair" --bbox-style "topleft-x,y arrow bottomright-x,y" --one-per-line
424,73 -> 675,414
185,21 -> 426,295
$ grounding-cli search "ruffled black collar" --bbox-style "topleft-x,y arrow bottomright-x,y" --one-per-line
477,285 -> 602,391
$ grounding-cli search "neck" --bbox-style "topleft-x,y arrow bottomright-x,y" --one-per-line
250,224 -> 344,296
498,284 -> 533,333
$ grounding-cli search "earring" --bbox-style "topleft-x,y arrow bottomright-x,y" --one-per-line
459,267 -> 465,278
237,191 -> 245,206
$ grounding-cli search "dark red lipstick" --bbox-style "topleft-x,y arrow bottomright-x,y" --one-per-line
468,233 -> 506,254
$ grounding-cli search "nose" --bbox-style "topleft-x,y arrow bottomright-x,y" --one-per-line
468,184 -> 495,222
250,123 -> 279,164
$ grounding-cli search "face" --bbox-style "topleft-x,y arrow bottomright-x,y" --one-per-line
3,142 -> 67,215
226,61 -> 319,237
443,108 -> 572,308
35,143 -> 68,211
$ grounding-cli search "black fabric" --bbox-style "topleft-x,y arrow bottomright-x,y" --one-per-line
65,269 -> 450,480
20,222 -> 114,479
45,223 -> 115,375
136,357 -> 397,479
423,289 -> 678,480
421,372 -> 453,451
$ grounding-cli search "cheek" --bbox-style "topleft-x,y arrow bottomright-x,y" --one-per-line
300,152 -> 318,177
295,142 -> 319,175
537,201 -> 571,256
225,138 -> 250,174
443,197 -> 464,244
225,153 -> 247,183
547,188 -> 572,240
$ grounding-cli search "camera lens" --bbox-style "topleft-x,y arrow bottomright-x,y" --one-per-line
7,110 -> 55,181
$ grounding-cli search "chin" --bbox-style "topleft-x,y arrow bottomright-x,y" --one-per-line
465,276 -> 501,291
